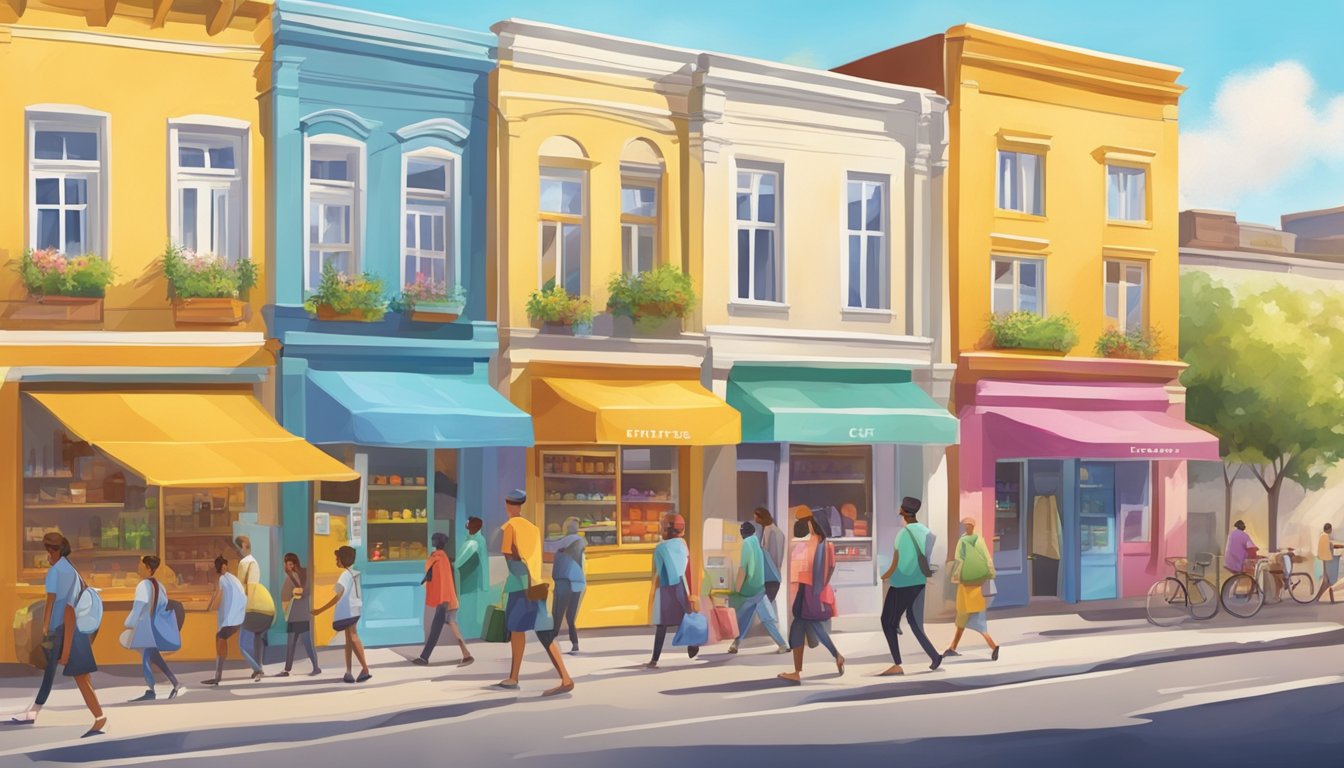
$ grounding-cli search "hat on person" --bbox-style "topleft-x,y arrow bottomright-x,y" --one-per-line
663,514 -> 686,535
505,489 -> 527,505
900,496 -> 922,516
791,504 -> 813,521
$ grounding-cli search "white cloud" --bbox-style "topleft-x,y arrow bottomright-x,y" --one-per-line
780,49 -> 822,69
1180,61 -> 1344,213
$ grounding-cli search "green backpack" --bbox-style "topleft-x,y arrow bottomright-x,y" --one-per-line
958,535 -> 992,584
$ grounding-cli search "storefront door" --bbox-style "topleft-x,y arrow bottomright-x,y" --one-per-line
992,461 -> 1027,606
1027,461 -> 1063,598
736,459 -> 775,525
1078,462 -> 1119,601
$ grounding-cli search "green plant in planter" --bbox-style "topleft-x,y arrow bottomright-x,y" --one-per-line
162,244 -> 257,299
303,262 -> 388,321
526,283 -> 594,326
389,275 -> 467,313
1095,326 -> 1162,359
606,265 -> 697,328
987,311 -> 1079,352
17,248 -> 116,298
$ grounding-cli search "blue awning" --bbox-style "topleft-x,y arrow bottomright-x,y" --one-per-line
306,370 -> 533,449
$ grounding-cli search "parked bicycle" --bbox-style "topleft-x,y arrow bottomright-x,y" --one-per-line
1220,549 -> 1315,618
1146,554 -> 1219,626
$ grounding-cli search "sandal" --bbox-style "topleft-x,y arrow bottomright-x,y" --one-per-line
542,681 -> 575,697
342,673 -> 355,684
82,717 -> 107,738
776,672 -> 802,686
836,655 -> 846,676
457,657 -> 475,668
942,649 -> 961,657
356,671 -> 372,683
494,680 -> 520,690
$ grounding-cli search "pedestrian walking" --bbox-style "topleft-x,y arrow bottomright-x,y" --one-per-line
647,513 -> 703,668
546,517 -> 587,655
1317,523 -> 1341,602
777,509 -> 844,685
9,533 -> 106,737
414,532 -> 474,666
943,518 -> 1001,661
754,507 -> 786,604
278,553 -> 320,677
126,555 -> 183,701
313,546 -> 371,683
202,555 -> 246,686
878,497 -> 942,676
457,516 -> 490,637
494,490 -> 574,696
728,521 -> 789,655
234,535 -> 271,680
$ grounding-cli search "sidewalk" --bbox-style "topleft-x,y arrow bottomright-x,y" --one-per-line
1,600 -> 1339,759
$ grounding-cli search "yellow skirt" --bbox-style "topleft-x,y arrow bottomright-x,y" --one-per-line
955,582 -> 987,627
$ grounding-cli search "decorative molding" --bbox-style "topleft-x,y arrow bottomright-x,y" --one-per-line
1095,145 -> 1157,165
0,331 -> 266,346
5,24 -> 261,59
151,0 -> 173,29
1102,244 -> 1158,259
169,114 -> 250,131
989,232 -> 1051,253
299,108 -> 380,139
996,130 -> 1053,149
394,117 -> 470,147
207,0 -> 239,37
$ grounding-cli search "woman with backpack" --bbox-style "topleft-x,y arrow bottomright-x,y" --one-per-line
10,533 -> 105,737
777,509 -> 844,685
279,553 -> 320,677
126,555 -> 183,701
313,545 -> 371,683
943,517 -> 1000,661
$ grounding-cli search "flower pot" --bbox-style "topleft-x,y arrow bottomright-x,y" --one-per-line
314,303 -> 380,322
172,297 -> 245,326
573,321 -> 593,337
408,301 -> 464,324
540,321 -> 577,335
10,295 -> 103,323
615,314 -> 682,339
1102,347 -> 1147,360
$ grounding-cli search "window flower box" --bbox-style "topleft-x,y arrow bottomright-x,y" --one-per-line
172,297 -> 246,325
13,248 -> 114,323
1095,327 -> 1161,360
303,263 -> 388,323
161,245 -> 256,327
606,265 -> 696,336
10,295 -> 104,323
526,284 -> 594,336
986,311 -> 1079,353
391,277 -> 466,324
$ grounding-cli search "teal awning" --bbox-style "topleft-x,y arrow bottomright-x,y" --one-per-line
306,370 -> 533,449
726,366 -> 958,445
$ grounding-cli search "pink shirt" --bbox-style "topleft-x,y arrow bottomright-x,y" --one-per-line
1225,529 -> 1254,572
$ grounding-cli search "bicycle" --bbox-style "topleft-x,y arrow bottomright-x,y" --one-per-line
1220,549 -> 1313,618
1146,554 -> 1219,627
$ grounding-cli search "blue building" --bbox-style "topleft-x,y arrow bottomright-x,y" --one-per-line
265,1 -> 530,647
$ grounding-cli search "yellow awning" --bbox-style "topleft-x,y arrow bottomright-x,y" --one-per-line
532,378 -> 741,446
28,390 -> 359,486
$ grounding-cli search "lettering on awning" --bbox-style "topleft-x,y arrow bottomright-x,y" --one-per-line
848,427 -> 876,439
625,429 -> 692,441
1129,447 -> 1180,456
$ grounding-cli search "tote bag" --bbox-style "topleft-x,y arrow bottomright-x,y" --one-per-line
150,580 -> 182,653
672,612 -> 709,647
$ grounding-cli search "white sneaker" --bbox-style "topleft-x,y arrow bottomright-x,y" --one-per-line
775,645 -> 792,654
728,641 -> 739,654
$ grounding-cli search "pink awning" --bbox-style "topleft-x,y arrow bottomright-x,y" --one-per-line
973,380 -> 1220,461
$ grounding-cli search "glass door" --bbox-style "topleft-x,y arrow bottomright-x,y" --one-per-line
1027,461 -> 1063,598
1078,462 -> 1118,601
992,461 -> 1028,606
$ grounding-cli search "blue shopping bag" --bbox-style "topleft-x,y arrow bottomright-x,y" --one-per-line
672,612 -> 709,647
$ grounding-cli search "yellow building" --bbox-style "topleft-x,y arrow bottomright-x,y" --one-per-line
490,20 -> 739,629
839,26 -> 1218,609
0,1 -> 353,665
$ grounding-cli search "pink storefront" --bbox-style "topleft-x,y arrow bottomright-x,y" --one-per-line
956,375 -> 1219,607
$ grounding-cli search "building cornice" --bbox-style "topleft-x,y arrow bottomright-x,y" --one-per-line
706,325 -> 936,372
275,0 -> 494,65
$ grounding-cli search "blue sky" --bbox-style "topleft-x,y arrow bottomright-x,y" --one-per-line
336,0 -> 1344,226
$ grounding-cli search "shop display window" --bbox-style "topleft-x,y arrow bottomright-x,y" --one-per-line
788,446 -> 873,563
163,486 -> 244,593
540,446 -> 679,549
994,462 -> 1024,571
365,446 -> 431,562
1117,462 -> 1152,543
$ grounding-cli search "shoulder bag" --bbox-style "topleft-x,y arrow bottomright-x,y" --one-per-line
903,527 -> 935,579
150,578 -> 183,652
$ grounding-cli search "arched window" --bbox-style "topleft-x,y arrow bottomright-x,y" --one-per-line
620,139 -> 663,275
304,134 -> 364,291
538,136 -> 588,295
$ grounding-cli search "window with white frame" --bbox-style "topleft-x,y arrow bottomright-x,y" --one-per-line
735,168 -> 781,302
1105,260 -> 1146,333
992,256 -> 1045,315
539,168 -> 585,295
1107,165 -> 1147,222
403,153 -> 454,288
996,150 -> 1044,216
306,141 -> 360,292
171,126 -> 245,263
846,174 -> 888,310
621,172 -> 658,275
29,112 -> 105,256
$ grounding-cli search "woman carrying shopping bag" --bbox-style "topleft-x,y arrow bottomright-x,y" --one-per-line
646,514 -> 703,668
777,509 -> 844,685
125,556 -> 183,701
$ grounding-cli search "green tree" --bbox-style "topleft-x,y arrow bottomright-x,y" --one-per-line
1181,272 -> 1344,549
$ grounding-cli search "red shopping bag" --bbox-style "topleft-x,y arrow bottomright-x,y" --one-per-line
712,604 -> 739,640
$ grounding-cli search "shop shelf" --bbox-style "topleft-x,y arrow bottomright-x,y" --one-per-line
164,528 -> 235,536
542,473 -> 617,481
24,502 -> 126,510
367,518 -> 429,525
542,500 -> 618,506
24,473 -> 74,479
622,497 -> 676,503
789,479 -> 867,485
620,469 -> 676,475
368,485 -> 429,491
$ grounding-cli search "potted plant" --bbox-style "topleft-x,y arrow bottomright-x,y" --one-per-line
1095,326 -> 1162,360
986,311 -> 1079,354
161,244 -> 257,325
526,283 -> 594,336
605,264 -> 697,336
390,275 -> 467,323
303,262 -> 388,322
12,247 -> 115,322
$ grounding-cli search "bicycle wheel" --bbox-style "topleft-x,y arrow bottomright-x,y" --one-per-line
1189,578 -> 1220,620
1221,573 -> 1264,618
1288,572 -> 1317,604
1146,577 -> 1189,627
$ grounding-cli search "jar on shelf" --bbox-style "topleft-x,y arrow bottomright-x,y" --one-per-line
543,456 -> 554,475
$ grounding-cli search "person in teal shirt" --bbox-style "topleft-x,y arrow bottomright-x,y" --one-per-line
455,517 -> 490,639
878,497 -> 942,676
728,522 -> 789,655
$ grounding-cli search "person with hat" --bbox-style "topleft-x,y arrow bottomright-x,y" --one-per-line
729,521 -> 789,655
647,513 -> 700,667
11,533 -> 106,736
777,509 -> 844,684
495,490 -> 574,696
413,532 -> 473,667
878,497 -> 942,676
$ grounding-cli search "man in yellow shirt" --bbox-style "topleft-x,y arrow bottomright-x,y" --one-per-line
1317,523 -> 1341,603
496,490 -> 573,696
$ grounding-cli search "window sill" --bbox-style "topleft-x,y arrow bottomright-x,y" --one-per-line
841,307 -> 894,322
994,209 -> 1047,223
728,301 -> 790,319
1106,219 -> 1153,230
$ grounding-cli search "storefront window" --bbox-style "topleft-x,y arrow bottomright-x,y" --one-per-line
21,398 -> 157,589
1117,462 -> 1152,543
366,446 -> 430,562
163,486 -> 244,592
994,462 -> 1024,572
539,446 -> 679,548
788,446 -> 872,563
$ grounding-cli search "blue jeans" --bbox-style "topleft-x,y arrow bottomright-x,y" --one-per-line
141,649 -> 179,690
736,595 -> 786,647
552,580 -> 583,648
238,629 -> 263,673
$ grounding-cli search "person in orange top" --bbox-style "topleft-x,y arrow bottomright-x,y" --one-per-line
413,532 -> 473,667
